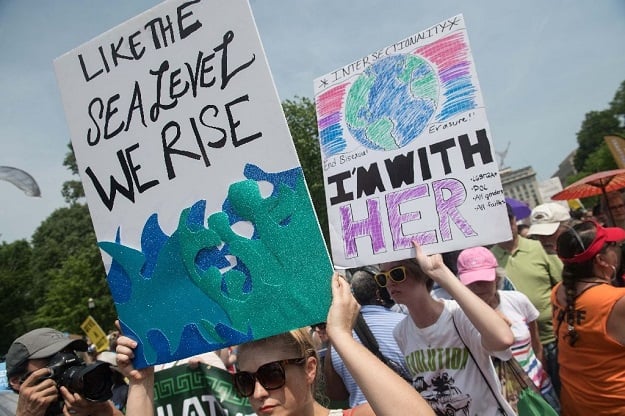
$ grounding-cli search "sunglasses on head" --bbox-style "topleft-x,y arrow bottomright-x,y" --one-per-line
232,357 -> 306,397
374,266 -> 408,287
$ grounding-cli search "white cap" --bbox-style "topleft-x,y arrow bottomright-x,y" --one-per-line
529,203 -> 571,236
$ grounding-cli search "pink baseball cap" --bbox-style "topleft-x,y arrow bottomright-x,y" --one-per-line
457,246 -> 498,285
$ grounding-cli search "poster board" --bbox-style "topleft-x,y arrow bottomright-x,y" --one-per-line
605,135 -> 625,169
538,177 -> 569,210
55,0 -> 332,368
314,14 -> 510,267
81,315 -> 109,353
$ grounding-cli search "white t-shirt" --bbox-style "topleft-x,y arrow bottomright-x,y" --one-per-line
394,299 -> 515,416
497,290 -> 551,392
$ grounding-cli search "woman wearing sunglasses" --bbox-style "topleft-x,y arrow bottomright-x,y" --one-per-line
376,242 -> 516,415
552,221 -> 625,415
116,273 -> 435,416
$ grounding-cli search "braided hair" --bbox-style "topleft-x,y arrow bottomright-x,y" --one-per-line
556,222 -> 610,346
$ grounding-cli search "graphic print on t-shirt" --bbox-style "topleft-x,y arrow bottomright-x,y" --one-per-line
407,347 -> 472,415
415,371 -> 471,416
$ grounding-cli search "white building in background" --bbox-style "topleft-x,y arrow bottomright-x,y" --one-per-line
499,166 -> 542,208
537,177 -> 569,209
553,149 -> 577,186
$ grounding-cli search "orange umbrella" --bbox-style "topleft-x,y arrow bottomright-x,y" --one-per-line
551,168 -> 625,225
551,169 -> 625,200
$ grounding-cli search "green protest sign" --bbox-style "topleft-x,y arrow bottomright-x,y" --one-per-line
153,365 -> 254,416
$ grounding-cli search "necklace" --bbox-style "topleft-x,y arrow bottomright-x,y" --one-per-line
417,324 -> 436,348
574,278 -> 607,296
413,302 -> 445,348
576,277 -> 607,284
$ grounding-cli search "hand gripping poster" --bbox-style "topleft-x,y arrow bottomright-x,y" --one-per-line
54,0 -> 332,367
314,15 -> 511,268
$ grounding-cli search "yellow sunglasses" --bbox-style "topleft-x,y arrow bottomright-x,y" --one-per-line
373,266 -> 408,287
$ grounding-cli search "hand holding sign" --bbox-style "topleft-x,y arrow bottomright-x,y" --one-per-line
411,240 -> 449,284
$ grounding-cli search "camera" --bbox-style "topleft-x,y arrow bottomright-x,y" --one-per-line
45,352 -> 113,402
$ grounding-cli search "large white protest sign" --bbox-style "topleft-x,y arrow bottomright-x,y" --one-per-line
314,15 -> 510,268
55,0 -> 332,368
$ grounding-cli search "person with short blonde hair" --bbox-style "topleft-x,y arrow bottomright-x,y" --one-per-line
378,242 -> 515,415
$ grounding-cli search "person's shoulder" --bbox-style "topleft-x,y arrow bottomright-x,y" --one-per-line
517,235 -> 536,247
442,298 -> 459,311
362,305 -> 405,324
519,236 -> 546,252
375,304 -> 408,318
393,314 -> 413,333
499,289 -> 528,301
490,244 -> 504,255
499,289 -> 534,309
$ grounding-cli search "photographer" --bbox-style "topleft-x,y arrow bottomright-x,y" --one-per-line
6,328 -> 123,416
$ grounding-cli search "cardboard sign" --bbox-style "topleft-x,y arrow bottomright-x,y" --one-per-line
80,315 -> 109,353
55,0 -> 332,368
314,14 -> 510,267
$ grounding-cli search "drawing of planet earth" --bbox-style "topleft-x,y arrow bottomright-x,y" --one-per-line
345,54 -> 439,151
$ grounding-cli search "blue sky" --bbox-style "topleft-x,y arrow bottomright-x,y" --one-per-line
1,0 -> 624,243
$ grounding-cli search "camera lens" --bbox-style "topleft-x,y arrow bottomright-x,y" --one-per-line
62,362 -> 113,402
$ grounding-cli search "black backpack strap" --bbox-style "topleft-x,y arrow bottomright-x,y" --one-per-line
452,314 -> 509,415
353,312 -> 412,383
353,313 -> 384,359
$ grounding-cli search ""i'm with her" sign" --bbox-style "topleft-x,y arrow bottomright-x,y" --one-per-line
314,15 -> 510,268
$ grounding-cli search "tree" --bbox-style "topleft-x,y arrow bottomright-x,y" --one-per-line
30,204 -> 96,286
568,79 -> 625,189
61,142 -> 85,204
282,96 -> 329,244
33,249 -> 116,333
0,240 -> 35,353
573,109 -> 621,172
29,203 -> 117,332
610,79 -> 625,123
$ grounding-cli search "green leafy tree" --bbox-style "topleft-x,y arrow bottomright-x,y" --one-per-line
33,249 -> 116,333
30,144 -> 122,332
61,142 -> 85,204
610,79 -> 625,122
566,80 -> 625,208
30,205 -> 95,289
0,240 -> 35,353
282,96 -> 329,245
574,109 -> 621,172
29,202 -> 118,333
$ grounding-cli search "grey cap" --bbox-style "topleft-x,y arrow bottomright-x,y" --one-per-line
5,328 -> 87,377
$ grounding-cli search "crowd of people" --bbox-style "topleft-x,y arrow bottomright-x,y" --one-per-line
6,192 -> 625,416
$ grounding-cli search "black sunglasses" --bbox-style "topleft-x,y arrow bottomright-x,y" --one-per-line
232,357 -> 306,397
374,266 -> 408,287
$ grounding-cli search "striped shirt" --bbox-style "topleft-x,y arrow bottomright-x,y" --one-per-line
330,305 -> 408,407
498,290 -> 552,392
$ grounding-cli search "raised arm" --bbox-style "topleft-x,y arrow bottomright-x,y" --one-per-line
325,273 -> 434,416
412,241 -> 514,352
115,334 -> 154,416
